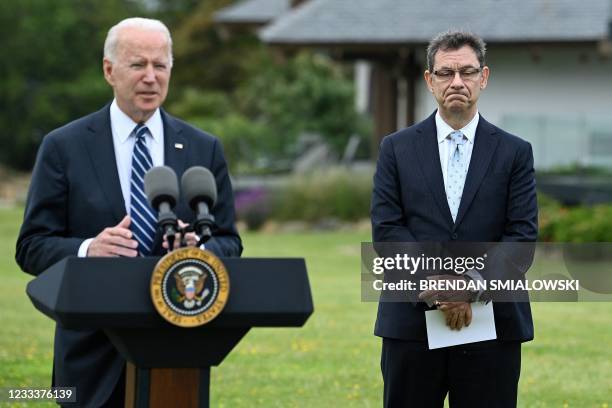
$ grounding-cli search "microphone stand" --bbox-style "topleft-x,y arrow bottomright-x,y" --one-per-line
194,213 -> 215,248
163,217 -> 216,252
168,223 -> 212,250
157,200 -> 179,254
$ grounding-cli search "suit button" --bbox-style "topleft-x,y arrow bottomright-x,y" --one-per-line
451,233 -> 458,240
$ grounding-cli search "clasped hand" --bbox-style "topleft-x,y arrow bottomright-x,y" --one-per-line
418,274 -> 474,330
87,216 -> 199,257
162,219 -> 200,250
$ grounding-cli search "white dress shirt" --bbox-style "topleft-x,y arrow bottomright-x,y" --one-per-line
109,99 -> 165,212
436,110 -> 486,300
78,99 -> 165,256
436,110 -> 479,192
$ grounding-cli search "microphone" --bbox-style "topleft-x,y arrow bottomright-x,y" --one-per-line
144,166 -> 180,249
181,166 -> 217,245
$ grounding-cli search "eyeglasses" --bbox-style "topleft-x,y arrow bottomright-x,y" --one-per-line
432,67 -> 482,81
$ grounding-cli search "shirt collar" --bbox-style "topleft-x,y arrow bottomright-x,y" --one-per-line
435,110 -> 479,145
110,99 -> 163,144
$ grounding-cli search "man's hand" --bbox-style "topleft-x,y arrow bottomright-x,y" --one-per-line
438,301 -> 472,330
87,215 -> 138,257
163,219 -> 200,251
418,274 -> 474,305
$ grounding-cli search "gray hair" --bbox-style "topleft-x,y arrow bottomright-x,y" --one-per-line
104,17 -> 173,67
426,30 -> 486,71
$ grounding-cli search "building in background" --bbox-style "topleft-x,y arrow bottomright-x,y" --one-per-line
216,0 -> 612,170
215,0 -> 291,33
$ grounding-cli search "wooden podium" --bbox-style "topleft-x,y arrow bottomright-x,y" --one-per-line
27,257 -> 314,408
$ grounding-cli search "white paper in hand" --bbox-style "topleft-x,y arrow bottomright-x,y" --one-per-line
425,302 -> 497,349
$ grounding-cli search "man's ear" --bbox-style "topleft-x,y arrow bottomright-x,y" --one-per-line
103,59 -> 114,86
424,70 -> 433,92
480,66 -> 490,90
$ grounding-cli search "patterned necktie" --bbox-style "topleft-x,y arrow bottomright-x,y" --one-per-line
446,130 -> 468,222
130,123 -> 157,255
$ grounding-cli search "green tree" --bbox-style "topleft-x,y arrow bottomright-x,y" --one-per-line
1,0 -> 370,173
0,0 -> 141,169
238,52 -> 371,159
168,51 -> 371,173
169,0 -> 264,96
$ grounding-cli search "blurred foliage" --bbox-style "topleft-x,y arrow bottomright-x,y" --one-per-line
236,185 -> 612,241
536,164 -> 612,177
1,0 -> 370,173
169,88 -> 265,171
143,0 -> 203,27
272,169 -> 372,222
169,52 -> 371,172
538,194 -> 612,242
168,0 -> 263,95
234,186 -> 271,230
0,0 -> 144,169
235,168 -> 373,230
238,52 -> 370,156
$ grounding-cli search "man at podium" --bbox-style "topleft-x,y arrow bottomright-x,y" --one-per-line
16,17 -> 242,407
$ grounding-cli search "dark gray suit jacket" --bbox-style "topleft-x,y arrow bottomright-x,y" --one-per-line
371,111 -> 537,342
16,104 -> 242,407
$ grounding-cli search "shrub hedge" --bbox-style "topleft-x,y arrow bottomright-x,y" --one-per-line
538,194 -> 612,242
235,172 -> 612,242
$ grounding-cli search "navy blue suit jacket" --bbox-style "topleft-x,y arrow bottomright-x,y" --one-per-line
16,104 -> 242,407
371,111 -> 537,342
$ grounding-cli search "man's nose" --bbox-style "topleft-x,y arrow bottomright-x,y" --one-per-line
142,65 -> 156,82
450,71 -> 465,88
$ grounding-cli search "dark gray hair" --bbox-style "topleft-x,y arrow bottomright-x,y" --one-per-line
426,30 -> 486,71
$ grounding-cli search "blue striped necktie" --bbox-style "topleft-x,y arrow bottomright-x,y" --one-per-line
130,123 -> 157,255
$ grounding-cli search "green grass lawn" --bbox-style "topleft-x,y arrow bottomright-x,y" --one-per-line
0,207 -> 610,407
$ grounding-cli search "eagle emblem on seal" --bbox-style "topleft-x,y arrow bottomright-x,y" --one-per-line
151,247 -> 230,327
173,266 -> 211,309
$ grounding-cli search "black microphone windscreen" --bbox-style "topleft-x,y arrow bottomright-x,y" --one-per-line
144,166 -> 179,209
181,166 -> 217,209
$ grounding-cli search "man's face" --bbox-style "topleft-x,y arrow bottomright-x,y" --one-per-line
103,27 -> 171,123
424,45 -> 489,117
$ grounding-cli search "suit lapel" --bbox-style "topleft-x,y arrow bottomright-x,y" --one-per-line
415,113 -> 454,226
454,116 -> 500,227
150,110 -> 187,252
161,109 -> 187,178
83,105 -> 126,224
82,107 -> 189,252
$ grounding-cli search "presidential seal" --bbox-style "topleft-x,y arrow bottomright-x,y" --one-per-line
150,247 -> 230,328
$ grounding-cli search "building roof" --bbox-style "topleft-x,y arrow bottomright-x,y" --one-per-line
260,0 -> 612,45
214,0 -> 291,24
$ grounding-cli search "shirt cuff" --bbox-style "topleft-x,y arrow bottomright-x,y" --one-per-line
78,238 -> 94,257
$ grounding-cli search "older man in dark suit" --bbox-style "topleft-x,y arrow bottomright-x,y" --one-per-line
371,31 -> 537,408
16,17 -> 242,407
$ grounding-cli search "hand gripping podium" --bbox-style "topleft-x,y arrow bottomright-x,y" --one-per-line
27,256 -> 314,408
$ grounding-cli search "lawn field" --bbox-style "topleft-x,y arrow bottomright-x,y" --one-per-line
0,207 -> 610,407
